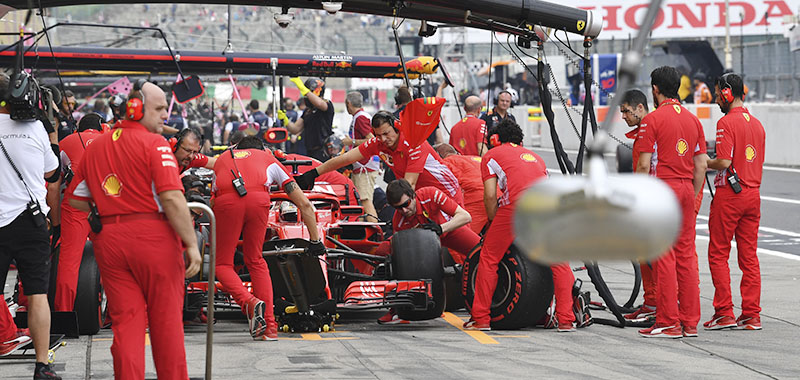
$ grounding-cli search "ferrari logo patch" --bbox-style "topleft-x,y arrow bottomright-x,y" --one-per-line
112,128 -> 123,141
673,105 -> 682,114
577,20 -> 586,31
676,139 -> 688,156
743,113 -> 751,122
102,174 -> 122,197
745,145 -> 756,162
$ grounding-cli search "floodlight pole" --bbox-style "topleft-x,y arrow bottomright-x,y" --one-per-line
724,0 -> 733,70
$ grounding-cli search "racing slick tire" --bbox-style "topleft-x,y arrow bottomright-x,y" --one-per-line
442,248 -> 465,312
74,241 -> 103,335
463,243 -> 553,330
616,144 -> 633,173
391,229 -> 445,321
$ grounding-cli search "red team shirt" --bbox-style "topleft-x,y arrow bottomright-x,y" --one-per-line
181,152 -> 210,173
449,115 -> 487,156
638,100 -> 707,179
213,149 -> 293,196
71,120 -> 183,215
359,134 -> 463,204
60,129 -> 103,196
283,153 -> 359,206
392,187 -> 459,231
481,143 -> 548,208
713,107 -> 765,188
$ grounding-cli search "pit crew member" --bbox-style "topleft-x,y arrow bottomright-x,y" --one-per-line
377,179 -> 480,324
448,96 -> 488,156
295,111 -> 463,206
704,73 -> 766,331
171,127 -> 216,173
54,113 -> 105,313
434,143 -> 490,234
212,136 -> 324,341
636,66 -> 708,338
465,119 -> 575,332
278,77 -> 334,162
69,81 -> 202,379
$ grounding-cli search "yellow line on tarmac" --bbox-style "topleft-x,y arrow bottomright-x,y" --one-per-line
442,312 -> 498,345
299,333 -> 358,341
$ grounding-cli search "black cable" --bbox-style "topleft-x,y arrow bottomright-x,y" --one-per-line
554,28 -> 586,60
482,28 -> 495,150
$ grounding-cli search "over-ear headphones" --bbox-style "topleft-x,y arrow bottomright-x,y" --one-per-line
493,90 -> 513,107
126,79 -> 147,121
374,110 -> 400,133
169,127 -> 202,153
718,74 -> 734,104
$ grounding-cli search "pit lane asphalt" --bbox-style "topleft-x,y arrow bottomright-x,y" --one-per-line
3,149 -> 800,379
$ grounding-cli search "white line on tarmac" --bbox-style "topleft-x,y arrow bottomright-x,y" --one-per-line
697,214 -> 800,238
701,189 -> 800,205
536,147 -> 800,173
696,235 -> 800,262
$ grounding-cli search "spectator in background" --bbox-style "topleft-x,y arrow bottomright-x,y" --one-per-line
678,66 -> 692,103
223,113 -> 240,145
167,105 -> 187,132
282,97 -> 298,122
249,99 -> 269,128
693,73 -> 713,104
93,99 -> 108,121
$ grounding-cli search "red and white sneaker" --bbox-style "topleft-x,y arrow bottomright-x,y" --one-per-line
734,316 -> 762,331
557,322 -> 577,333
703,315 -> 737,330
377,309 -> 409,325
682,325 -> 698,337
1,335 -> 31,357
256,323 -> 279,341
462,319 -> 491,331
242,297 -> 268,338
624,305 -> 656,321
638,324 -> 682,338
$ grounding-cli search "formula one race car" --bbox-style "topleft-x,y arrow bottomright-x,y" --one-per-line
184,159 -> 447,333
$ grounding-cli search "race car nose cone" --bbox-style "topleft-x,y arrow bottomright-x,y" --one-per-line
514,156 -> 680,264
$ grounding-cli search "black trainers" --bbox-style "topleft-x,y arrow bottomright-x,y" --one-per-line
34,362 -> 61,380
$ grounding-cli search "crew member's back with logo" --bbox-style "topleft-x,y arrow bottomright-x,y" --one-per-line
713,108 -> 765,189
638,101 -> 705,179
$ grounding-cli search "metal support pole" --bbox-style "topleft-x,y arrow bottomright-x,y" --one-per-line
724,0 -> 732,70
187,202 -> 216,380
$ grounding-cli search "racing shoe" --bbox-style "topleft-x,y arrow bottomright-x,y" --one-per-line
256,322 -> 279,341
34,362 -> 62,380
703,315 -> 737,330
377,309 -> 409,325
0,334 -> 31,356
682,325 -> 698,337
462,319 -> 491,331
557,322 -> 577,333
734,316 -> 762,331
243,297 -> 268,338
624,305 -> 656,322
638,324 -> 682,338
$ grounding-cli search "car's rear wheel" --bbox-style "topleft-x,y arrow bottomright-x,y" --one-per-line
75,241 -> 103,335
391,229 -> 445,321
462,243 -> 553,329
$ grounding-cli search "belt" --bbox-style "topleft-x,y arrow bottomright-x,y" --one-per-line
100,213 -> 167,224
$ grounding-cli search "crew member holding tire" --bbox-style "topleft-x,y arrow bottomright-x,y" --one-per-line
54,113 -> 105,312
295,111 -> 463,206
636,66 -> 708,339
466,119 -> 575,332
69,81 -> 202,379
377,179 -> 479,324
212,136 -> 324,341
704,73 -> 766,331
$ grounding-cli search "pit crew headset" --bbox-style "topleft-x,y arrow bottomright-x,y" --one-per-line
126,79 -> 148,121
717,73 -> 745,104
169,127 -> 202,154
373,110 -> 401,133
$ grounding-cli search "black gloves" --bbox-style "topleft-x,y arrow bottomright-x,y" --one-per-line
420,222 -> 443,236
306,240 -> 326,256
50,224 -> 61,252
295,168 -> 319,190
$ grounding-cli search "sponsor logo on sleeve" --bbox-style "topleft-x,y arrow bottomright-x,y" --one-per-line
520,153 -> 537,162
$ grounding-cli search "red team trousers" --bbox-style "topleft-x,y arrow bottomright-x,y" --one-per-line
213,192 -> 275,323
654,179 -> 701,328
471,206 -> 575,326
54,201 -> 91,311
708,186 -> 762,318
92,218 -> 188,380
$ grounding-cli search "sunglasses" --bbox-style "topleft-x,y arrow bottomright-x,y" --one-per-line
393,198 -> 413,209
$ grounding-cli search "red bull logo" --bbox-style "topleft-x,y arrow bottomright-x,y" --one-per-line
335,61 -> 352,69
401,57 -> 437,75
